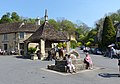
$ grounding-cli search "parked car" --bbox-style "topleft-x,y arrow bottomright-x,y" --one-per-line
89,48 -> 95,54
80,45 -> 85,50
83,47 -> 90,52
93,48 -> 103,55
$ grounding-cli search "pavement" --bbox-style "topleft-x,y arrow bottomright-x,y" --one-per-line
0,48 -> 120,84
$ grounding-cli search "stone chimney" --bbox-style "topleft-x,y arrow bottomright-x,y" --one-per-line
35,17 -> 40,25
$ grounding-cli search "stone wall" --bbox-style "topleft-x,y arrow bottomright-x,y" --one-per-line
48,59 -> 86,72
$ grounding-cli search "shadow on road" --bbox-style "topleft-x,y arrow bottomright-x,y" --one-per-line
98,73 -> 120,78
15,56 -> 30,59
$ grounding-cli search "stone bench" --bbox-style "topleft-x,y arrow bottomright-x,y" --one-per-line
47,59 -> 87,72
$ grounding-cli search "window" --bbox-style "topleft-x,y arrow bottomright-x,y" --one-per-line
3,34 -> 7,40
19,32 -> 24,39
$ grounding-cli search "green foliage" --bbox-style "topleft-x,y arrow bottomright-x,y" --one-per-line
77,42 -> 82,46
11,12 -> 21,22
70,40 -> 77,49
57,43 -> 63,48
85,41 -> 92,47
87,29 -> 97,39
28,47 -> 37,54
76,23 -> 90,43
85,29 -> 97,46
57,42 -> 67,48
0,12 -> 12,23
23,18 -> 36,24
62,43 -> 67,48
0,12 -> 21,24
101,16 -> 116,50
59,20 -> 76,34
89,38 -> 94,42
48,19 -> 59,30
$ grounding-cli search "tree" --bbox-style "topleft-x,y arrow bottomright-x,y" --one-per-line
109,13 -> 120,22
86,29 -> 97,44
48,19 -> 59,30
11,12 -> 21,22
0,12 -> 12,23
76,22 -> 90,43
101,16 -> 116,50
59,20 -> 76,34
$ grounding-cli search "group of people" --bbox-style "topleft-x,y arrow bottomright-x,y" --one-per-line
46,46 -> 93,73
47,47 -> 66,61
65,52 -> 93,73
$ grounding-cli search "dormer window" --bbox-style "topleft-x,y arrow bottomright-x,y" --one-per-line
4,34 -> 7,40
19,32 -> 24,39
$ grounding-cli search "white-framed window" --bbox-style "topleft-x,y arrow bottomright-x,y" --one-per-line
19,32 -> 24,39
3,34 -> 7,40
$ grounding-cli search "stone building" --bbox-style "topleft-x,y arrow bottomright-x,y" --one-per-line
0,21 -> 40,54
24,10 -> 70,60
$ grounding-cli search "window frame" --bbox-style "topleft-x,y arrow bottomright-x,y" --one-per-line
3,34 -> 8,40
19,32 -> 24,39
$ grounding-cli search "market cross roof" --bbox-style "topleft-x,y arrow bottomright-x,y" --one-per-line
25,21 -> 69,43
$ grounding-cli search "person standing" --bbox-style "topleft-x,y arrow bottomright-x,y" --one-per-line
110,47 -> 116,59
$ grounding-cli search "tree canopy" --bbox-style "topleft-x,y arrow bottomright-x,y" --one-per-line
0,12 -> 12,23
101,16 -> 116,49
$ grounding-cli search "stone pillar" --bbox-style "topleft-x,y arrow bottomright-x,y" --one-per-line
66,32 -> 70,53
66,41 -> 70,53
39,39 -> 45,60
24,42 -> 29,57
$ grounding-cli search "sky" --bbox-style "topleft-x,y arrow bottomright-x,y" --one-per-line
0,0 -> 120,27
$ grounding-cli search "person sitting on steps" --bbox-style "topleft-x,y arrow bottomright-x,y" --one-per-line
84,53 -> 93,69
66,54 -> 76,73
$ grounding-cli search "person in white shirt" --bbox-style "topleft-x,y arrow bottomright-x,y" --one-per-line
67,54 -> 76,73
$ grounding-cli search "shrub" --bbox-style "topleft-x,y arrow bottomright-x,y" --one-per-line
77,42 -> 82,47
57,42 -> 63,48
85,41 -> 91,47
28,47 -> 37,54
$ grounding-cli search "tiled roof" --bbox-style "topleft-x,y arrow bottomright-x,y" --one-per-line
0,22 -> 39,34
0,21 -> 69,43
25,21 -> 69,43
18,23 -> 40,32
